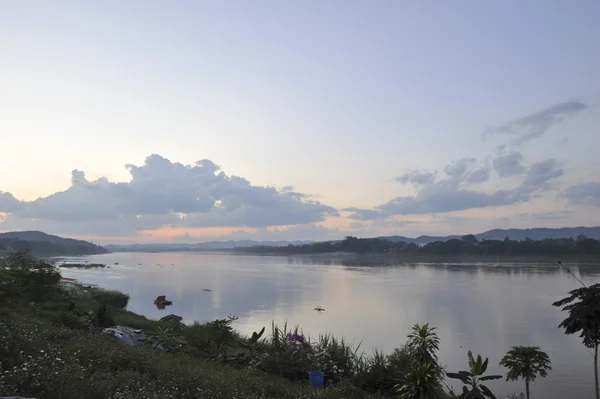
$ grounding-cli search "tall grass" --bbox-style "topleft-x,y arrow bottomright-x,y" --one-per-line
89,288 -> 129,309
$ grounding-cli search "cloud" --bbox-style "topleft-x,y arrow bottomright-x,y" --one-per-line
395,170 -> 436,186
466,166 -> 491,184
516,210 -> 574,221
375,186 -> 527,216
348,155 -> 565,219
522,159 -> 563,189
444,158 -> 476,182
343,207 -> 386,221
493,151 -> 525,178
0,191 -> 23,213
564,181 -> 600,206
0,154 -> 338,234
484,100 -> 587,145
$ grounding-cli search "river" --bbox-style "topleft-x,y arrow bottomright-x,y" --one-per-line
57,251 -> 597,398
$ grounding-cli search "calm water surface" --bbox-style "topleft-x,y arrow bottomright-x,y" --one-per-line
58,252 -> 598,398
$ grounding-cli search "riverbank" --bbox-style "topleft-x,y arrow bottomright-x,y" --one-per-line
2,251 -> 581,398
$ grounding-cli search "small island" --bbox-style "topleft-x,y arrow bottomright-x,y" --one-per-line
60,263 -> 108,269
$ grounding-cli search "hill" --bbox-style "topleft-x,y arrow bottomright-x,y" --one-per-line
379,226 -> 600,245
0,231 -> 108,256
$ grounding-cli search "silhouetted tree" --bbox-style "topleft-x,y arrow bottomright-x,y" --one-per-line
553,284 -> 600,399
499,346 -> 551,399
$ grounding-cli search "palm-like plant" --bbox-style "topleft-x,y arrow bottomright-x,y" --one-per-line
447,351 -> 502,399
407,323 -> 441,365
553,283 -> 600,399
395,324 -> 443,399
499,346 -> 551,399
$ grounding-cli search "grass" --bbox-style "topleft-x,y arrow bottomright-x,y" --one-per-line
0,310 -> 373,399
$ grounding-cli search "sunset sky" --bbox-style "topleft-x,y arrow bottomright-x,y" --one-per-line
1,1 -> 600,244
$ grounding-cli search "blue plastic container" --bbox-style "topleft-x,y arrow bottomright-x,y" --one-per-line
309,371 -> 324,388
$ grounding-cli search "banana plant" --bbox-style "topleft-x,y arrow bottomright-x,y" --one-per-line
239,326 -> 265,360
447,351 -> 502,399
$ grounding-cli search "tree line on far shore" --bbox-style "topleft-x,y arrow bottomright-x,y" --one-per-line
233,234 -> 600,256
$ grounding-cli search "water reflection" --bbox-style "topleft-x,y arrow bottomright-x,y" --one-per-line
57,252 -> 598,399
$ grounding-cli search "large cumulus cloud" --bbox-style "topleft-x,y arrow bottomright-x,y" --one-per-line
0,155 -> 338,234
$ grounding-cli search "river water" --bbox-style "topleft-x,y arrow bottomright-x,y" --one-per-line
57,252 -> 598,398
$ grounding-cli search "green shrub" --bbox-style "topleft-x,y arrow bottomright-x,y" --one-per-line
94,304 -> 115,327
57,311 -> 88,330
184,316 -> 239,360
0,251 -> 61,304
89,288 -> 129,309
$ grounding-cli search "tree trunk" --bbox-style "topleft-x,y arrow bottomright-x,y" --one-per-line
525,378 -> 530,399
595,343 -> 599,399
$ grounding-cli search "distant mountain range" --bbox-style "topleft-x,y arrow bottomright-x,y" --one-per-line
105,226 -> 600,251
381,226 -> 600,245
0,231 -> 108,256
2,227 -> 599,255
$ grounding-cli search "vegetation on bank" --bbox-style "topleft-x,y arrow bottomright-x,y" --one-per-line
60,263 -> 108,269
235,234 -> 600,257
0,230 -> 107,256
1,251 -> 599,398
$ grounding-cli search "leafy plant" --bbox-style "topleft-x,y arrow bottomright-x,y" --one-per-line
239,326 -> 265,360
395,324 -> 444,399
89,288 -> 130,309
499,346 -> 551,399
154,325 -> 181,353
396,360 -> 440,399
447,351 -> 502,399
94,304 -> 115,327
553,283 -> 600,399
185,316 -> 238,360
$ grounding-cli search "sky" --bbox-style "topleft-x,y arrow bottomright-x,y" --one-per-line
1,1 -> 600,244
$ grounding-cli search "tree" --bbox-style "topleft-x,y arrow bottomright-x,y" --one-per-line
395,324 -> 443,399
447,351 -> 502,399
462,235 -> 479,245
499,346 -> 551,399
553,284 -> 600,399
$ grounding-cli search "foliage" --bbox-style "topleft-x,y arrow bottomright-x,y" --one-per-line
240,326 -> 266,360
447,351 -> 502,399
395,324 -> 444,399
89,288 -> 130,309
234,235 -> 600,256
314,333 -> 363,380
553,284 -> 600,348
94,304 -> 115,327
185,316 -> 239,360
553,283 -> 600,399
57,311 -> 89,330
499,346 -> 551,399
0,312 -> 374,399
0,251 -> 61,303
153,325 -> 182,353
0,232 -> 107,256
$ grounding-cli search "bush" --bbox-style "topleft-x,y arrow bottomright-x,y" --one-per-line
184,316 -> 239,360
94,304 -> 115,327
57,311 -> 88,330
89,288 -> 129,309
0,251 -> 61,304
